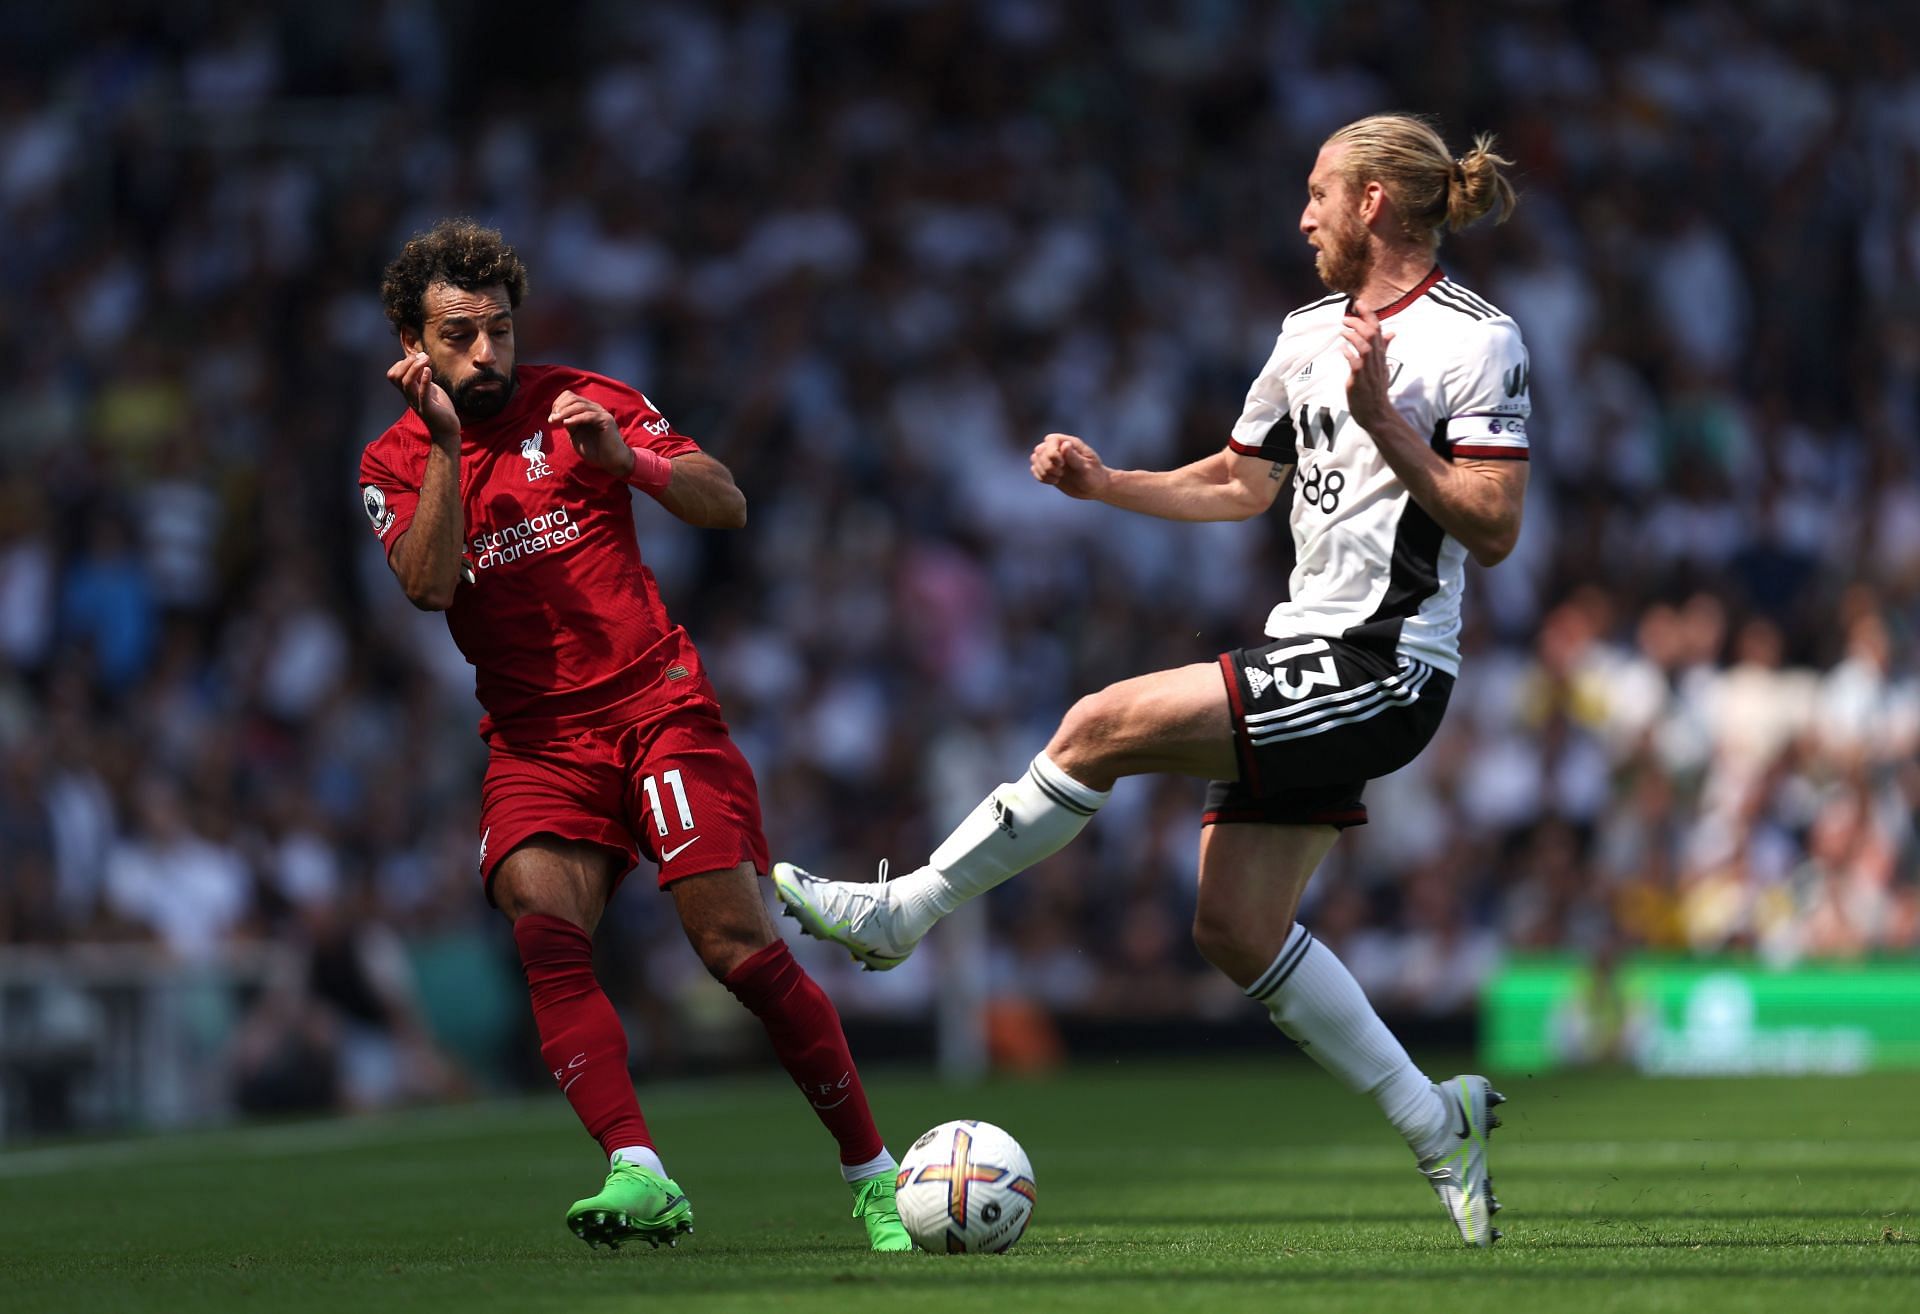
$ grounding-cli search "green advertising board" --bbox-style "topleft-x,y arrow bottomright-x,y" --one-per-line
1482,956 -> 1920,1074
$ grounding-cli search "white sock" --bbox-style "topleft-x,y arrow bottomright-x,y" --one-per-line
1248,924 -> 1449,1154
840,1147 -> 898,1185
611,1145 -> 667,1177
889,752 -> 1109,941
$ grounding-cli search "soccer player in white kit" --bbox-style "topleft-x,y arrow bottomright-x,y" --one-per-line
777,114 -> 1530,1247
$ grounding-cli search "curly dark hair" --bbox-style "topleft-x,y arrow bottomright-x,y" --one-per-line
380,218 -> 529,337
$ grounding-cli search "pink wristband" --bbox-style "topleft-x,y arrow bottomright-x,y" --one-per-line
624,446 -> 673,495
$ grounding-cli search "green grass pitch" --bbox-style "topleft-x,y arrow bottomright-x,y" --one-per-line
3,1057 -> 1915,1313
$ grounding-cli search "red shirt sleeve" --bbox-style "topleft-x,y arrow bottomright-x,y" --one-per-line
358,435 -> 420,560
588,379 -> 701,462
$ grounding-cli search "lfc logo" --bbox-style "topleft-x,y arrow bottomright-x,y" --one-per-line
520,431 -> 551,481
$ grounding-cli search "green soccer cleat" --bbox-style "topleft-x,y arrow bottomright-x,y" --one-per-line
771,861 -> 919,971
850,1173 -> 913,1252
1418,1074 -> 1506,1248
566,1163 -> 694,1251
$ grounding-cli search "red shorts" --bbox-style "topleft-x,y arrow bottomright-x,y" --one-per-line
478,698 -> 770,895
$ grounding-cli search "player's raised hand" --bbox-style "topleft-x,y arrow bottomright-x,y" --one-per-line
549,391 -> 632,476
1031,432 -> 1111,501
1340,304 -> 1397,432
388,351 -> 460,444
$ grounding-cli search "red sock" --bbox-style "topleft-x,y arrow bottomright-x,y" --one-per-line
722,941 -> 885,1166
513,913 -> 651,1160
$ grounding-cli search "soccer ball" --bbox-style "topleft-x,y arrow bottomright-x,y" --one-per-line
893,1119 -> 1036,1254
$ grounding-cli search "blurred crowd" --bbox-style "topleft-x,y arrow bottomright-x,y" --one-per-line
2,0 -> 1918,1104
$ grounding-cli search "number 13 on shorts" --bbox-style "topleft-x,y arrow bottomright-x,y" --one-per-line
1266,637 -> 1340,699
640,768 -> 695,835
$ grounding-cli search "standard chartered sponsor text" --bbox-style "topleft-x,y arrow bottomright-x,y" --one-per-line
472,507 -> 582,569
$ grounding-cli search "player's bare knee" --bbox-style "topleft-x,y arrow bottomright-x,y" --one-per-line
692,921 -> 772,980
499,887 -> 593,932
492,861 -> 601,932
1047,689 -> 1127,782
1190,906 -> 1236,970
1191,904 -> 1265,988
490,870 -> 536,921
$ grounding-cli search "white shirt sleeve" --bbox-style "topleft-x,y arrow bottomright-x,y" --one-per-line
1441,319 -> 1531,461
1227,340 -> 1296,462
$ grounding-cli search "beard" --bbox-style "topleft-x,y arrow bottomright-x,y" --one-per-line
445,366 -> 515,420
1313,215 -> 1372,295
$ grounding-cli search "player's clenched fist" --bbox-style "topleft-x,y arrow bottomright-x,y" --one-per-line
549,391 -> 634,477
388,351 -> 461,444
1031,433 -> 1111,501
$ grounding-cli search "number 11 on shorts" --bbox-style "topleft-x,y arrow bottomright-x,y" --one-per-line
641,768 -> 695,836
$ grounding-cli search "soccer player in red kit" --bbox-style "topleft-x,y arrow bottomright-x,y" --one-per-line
358,219 -> 910,1252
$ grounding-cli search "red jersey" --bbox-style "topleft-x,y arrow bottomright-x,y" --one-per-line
359,364 -> 706,740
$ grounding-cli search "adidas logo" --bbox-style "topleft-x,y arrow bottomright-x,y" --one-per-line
991,796 -> 1018,840
1245,665 -> 1274,698
1294,360 -> 1314,381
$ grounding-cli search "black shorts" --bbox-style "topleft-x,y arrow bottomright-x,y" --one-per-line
1204,635 -> 1453,828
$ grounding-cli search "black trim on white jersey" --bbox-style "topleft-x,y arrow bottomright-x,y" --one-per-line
1438,280 -> 1501,316
1228,408 -> 1299,463
1259,410 -> 1298,463
1425,284 -> 1493,321
1344,494 -> 1447,653
1283,292 -> 1346,324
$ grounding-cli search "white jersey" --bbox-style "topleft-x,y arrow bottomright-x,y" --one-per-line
1228,268 -> 1530,676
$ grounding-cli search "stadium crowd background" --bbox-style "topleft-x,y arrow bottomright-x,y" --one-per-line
1,0 -> 1916,1118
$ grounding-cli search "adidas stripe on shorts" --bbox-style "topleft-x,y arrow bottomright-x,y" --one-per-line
1203,634 -> 1453,828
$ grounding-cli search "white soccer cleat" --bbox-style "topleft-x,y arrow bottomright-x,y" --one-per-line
770,861 -> 920,971
1418,1074 -> 1506,1248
